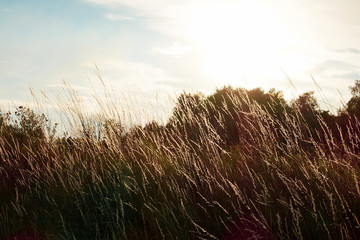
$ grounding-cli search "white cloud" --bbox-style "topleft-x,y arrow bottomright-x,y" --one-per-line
105,13 -> 133,21
46,83 -> 89,92
84,0 -> 193,10
83,0 -> 205,39
152,42 -> 192,58
79,58 -> 188,124
81,0 -> 360,111
82,59 -> 185,92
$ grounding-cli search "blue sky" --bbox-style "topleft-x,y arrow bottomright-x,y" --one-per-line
1,0 -> 360,113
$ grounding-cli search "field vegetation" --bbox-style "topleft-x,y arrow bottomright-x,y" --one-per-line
2,81 -> 360,239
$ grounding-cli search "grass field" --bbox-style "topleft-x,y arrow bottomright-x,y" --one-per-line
1,83 -> 360,240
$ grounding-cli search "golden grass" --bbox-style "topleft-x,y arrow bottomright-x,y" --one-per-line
1,82 -> 360,239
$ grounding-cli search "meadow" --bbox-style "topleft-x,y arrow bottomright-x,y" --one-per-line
1,81 -> 360,240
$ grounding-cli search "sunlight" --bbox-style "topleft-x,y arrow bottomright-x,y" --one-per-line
188,1 -> 300,86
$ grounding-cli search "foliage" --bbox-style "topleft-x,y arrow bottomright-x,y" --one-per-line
2,81 -> 360,239
347,80 -> 360,117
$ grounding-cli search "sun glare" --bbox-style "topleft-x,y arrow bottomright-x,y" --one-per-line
188,1 -> 300,87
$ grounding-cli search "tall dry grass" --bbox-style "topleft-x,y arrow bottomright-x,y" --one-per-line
1,83 -> 360,239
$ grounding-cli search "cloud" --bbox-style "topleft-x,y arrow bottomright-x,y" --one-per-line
0,8 -> 10,12
79,58 -> 188,124
46,83 -> 89,92
312,59 -> 359,73
80,0 -> 360,111
152,42 -> 192,58
310,60 -> 359,88
83,0 -> 179,16
82,59 -> 185,92
308,59 -> 360,106
105,13 -> 133,21
330,48 -> 360,54
334,72 -> 360,80
83,0 -> 204,39
83,0 -> 191,10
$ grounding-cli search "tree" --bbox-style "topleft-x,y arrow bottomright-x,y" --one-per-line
168,92 -> 204,126
292,91 -> 319,114
347,80 -> 360,117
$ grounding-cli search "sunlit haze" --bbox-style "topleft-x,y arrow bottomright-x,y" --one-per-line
1,0 -> 360,113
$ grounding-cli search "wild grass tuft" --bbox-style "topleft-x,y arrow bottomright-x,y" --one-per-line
1,82 -> 360,239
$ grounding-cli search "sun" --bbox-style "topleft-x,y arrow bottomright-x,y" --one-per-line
187,1 -> 303,88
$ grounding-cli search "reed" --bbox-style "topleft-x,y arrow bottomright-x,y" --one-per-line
1,82 -> 360,239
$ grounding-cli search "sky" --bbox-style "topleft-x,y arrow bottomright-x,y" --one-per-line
1,0 -> 360,116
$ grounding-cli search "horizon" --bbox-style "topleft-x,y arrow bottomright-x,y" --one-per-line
1,0 -> 360,113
